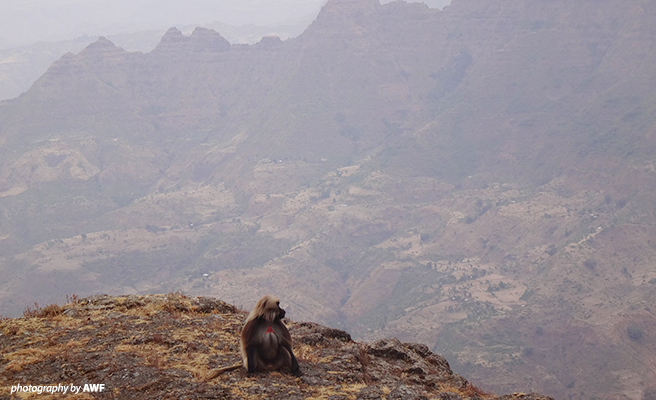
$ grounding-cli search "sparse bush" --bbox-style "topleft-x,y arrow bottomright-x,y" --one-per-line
487,281 -> 509,292
161,291 -> 191,314
37,304 -> 63,318
23,302 -> 41,317
519,289 -> 533,301
621,267 -> 631,278
145,224 -> 166,233
462,382 -> 493,398
545,245 -> 557,256
66,293 -> 79,304
584,258 -> 597,270
23,302 -> 63,318
627,324 -> 643,342
643,388 -> 656,400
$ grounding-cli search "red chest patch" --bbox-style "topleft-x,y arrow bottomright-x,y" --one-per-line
265,325 -> 274,334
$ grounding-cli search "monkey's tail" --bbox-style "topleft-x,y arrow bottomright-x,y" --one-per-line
206,363 -> 242,380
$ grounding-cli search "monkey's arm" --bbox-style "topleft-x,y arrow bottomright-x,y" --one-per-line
241,319 -> 261,373
279,334 -> 301,376
289,349 -> 301,376
289,349 -> 303,376
275,321 -> 302,376
246,345 -> 259,373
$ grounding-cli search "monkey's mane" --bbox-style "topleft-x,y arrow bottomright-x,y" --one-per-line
246,295 -> 280,324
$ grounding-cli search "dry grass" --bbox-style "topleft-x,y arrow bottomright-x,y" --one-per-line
438,382 -> 496,400
2,317 -> 55,337
295,344 -> 322,363
66,293 -> 80,304
4,338 -> 90,372
108,297 -> 240,381
304,383 -> 368,400
462,382 -> 495,398
21,293 -> 80,318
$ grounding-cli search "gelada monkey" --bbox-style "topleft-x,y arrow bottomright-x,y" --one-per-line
206,295 -> 301,379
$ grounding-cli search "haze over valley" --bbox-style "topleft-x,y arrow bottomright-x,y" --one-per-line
1,1 -> 655,399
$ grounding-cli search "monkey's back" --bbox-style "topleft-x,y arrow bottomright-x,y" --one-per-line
240,295 -> 300,375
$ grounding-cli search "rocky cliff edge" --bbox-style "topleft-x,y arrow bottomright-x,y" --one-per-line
0,294 -> 553,400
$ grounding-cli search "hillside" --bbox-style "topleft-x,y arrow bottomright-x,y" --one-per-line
0,22 -> 314,102
0,294 -> 552,400
1,0 -> 656,398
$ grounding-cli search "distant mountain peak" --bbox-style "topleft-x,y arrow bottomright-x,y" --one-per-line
152,26 -> 230,55
91,36 -> 115,46
255,35 -> 283,49
162,27 -> 184,39
190,26 -> 220,37
309,0 -> 381,31
323,0 -> 381,9
77,36 -> 125,58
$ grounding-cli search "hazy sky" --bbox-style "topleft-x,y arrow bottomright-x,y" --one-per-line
0,0 -> 451,49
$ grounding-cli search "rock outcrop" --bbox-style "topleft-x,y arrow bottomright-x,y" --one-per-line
0,294 -> 553,400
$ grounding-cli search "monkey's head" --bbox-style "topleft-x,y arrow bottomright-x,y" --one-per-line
250,295 -> 285,324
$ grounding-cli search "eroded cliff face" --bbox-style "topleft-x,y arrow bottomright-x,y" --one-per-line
1,1 -> 656,399
0,294 -> 553,400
